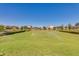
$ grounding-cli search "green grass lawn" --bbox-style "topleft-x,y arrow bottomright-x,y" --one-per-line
0,30 -> 79,56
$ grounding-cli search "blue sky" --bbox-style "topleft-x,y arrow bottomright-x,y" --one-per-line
0,3 -> 79,26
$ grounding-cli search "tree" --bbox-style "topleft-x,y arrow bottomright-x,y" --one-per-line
43,26 -> 47,30
64,26 -> 68,30
60,24 -> 64,31
68,24 -> 72,31
11,26 -> 19,32
33,27 -> 40,30
5,26 -> 12,29
0,25 -> 4,32
53,27 -> 56,30
75,23 -> 79,30
23,26 -> 27,30
21,26 -> 28,31
21,26 -> 24,31
75,23 -> 79,26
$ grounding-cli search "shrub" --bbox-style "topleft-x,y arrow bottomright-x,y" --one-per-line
0,25 -> 4,32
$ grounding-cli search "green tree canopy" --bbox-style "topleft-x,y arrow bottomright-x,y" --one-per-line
0,25 -> 4,31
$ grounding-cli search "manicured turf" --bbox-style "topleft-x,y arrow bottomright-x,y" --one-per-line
0,30 -> 79,56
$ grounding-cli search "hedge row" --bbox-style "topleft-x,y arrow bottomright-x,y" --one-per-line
59,30 -> 79,34
0,30 -> 26,36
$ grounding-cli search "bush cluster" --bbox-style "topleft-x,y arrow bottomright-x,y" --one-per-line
0,30 -> 25,36
59,30 -> 79,34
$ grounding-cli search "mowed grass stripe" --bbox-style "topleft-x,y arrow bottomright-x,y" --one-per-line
53,31 -> 79,56
0,31 -> 79,56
